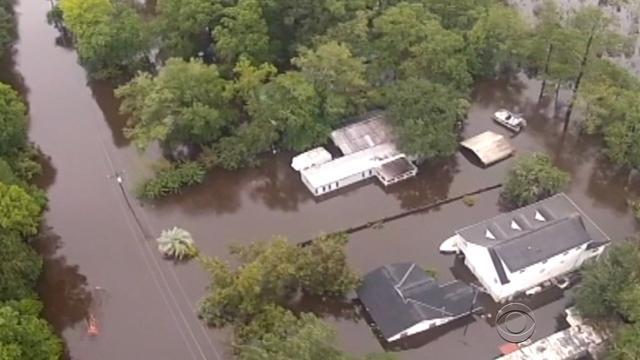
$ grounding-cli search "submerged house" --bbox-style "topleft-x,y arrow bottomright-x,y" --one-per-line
291,111 -> 417,196
442,193 -> 610,302
357,262 -> 481,342
460,131 -> 515,166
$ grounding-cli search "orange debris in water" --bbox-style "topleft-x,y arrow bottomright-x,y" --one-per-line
87,314 -> 99,336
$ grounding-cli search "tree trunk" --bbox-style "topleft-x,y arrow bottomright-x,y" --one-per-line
564,27 -> 596,132
539,44 -> 554,102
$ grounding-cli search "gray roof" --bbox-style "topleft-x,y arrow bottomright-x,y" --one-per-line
357,263 -> 480,341
377,157 -> 417,180
330,111 -> 396,155
457,193 -> 610,280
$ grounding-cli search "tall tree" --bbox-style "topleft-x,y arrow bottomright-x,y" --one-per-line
116,58 -> 236,151
292,41 -> 369,122
154,0 -> 226,58
467,4 -> 528,77
0,84 -> 27,158
422,0 -> 491,32
563,6 -> 624,131
0,300 -> 62,360
0,233 -> 42,302
0,182 -> 42,237
384,78 -> 469,161
59,0 -> 149,79
213,0 -> 273,65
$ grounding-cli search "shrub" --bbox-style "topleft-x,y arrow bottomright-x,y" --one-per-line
136,161 -> 206,199
501,153 -> 570,207
156,227 -> 198,260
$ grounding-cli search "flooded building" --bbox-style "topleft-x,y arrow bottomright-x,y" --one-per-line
460,131 -> 515,166
291,111 -> 417,196
356,262 -> 481,342
441,193 -> 610,302
497,307 -> 608,360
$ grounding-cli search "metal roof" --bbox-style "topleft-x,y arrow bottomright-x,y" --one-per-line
330,111 -> 396,155
300,143 -> 399,189
377,157 -> 417,181
290,147 -> 332,171
357,263 -> 480,341
460,131 -> 514,166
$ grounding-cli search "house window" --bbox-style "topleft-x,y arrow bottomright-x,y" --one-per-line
542,260 -> 547,264
563,251 -> 569,256
519,269 -> 525,274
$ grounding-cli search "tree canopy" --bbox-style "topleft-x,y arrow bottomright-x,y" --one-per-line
199,234 -> 359,327
0,300 -> 62,360
0,233 -> 42,302
0,182 -> 43,237
501,153 -> 570,207
0,84 -> 27,158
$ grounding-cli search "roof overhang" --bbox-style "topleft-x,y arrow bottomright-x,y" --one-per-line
460,131 -> 514,166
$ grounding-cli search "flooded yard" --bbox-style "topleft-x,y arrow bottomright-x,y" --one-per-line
3,0 -> 639,359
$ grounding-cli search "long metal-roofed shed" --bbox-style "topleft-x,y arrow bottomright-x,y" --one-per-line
294,111 -> 418,196
357,262 -> 481,343
460,131 -> 514,166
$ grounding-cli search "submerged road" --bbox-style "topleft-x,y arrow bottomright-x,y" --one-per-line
8,1 -> 224,359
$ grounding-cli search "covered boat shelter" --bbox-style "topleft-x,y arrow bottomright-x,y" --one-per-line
460,131 -> 514,166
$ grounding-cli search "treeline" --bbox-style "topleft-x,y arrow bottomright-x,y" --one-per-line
0,0 -> 62,357
52,0 -> 640,198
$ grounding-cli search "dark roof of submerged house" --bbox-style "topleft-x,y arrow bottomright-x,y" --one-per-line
356,262 -> 480,341
456,193 -> 610,284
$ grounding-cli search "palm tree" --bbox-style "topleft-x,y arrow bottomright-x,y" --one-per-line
156,227 -> 198,260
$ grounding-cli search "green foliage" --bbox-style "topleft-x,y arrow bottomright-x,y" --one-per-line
199,234 -> 359,327
0,6 -> 12,58
501,153 -> 569,207
156,227 -> 199,260
155,0 -> 225,58
0,299 -> 62,360
116,58 -> 236,150
467,4 -> 528,77
0,83 -> 27,159
59,0 -> 149,79
0,182 -> 42,237
213,0 -> 272,65
136,161 -> 206,199
422,0 -> 491,32
576,241 -> 640,359
384,78 -> 469,161
0,233 -> 42,302
292,41 -> 368,121
235,305 -> 347,360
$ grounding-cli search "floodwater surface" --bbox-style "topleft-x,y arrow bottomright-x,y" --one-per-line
3,1 -> 639,360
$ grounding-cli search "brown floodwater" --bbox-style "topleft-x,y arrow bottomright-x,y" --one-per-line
3,0 -> 639,359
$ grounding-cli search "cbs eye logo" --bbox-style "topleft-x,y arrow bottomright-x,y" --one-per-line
496,303 -> 536,343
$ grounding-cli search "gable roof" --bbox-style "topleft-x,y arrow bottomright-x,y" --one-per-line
330,111 -> 396,155
357,263 -> 480,341
456,193 -> 610,278
460,131 -> 514,166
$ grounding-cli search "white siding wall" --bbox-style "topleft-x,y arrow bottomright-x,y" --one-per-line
301,169 -> 376,195
458,238 -> 606,302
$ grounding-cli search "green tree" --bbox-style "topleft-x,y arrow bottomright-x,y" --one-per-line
0,299 -> 62,360
602,97 -> 640,169
292,41 -> 369,121
0,182 -> 42,237
563,6 -> 625,130
467,4 -> 528,77
59,0 -> 149,79
296,233 -> 360,296
0,4 -> 12,59
199,235 -> 358,327
116,58 -> 236,150
155,0 -> 226,58
235,306 -> 347,360
501,153 -> 570,208
384,78 -> 469,161
247,72 -> 324,151
213,0 -> 272,65
0,84 -> 27,158
422,0 -> 491,32
0,233 -> 42,302
370,2 -> 471,90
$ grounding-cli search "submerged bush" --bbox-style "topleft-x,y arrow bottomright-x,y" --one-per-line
501,153 -> 570,207
136,161 -> 206,199
156,227 -> 198,260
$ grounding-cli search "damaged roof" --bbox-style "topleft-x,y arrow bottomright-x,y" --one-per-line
460,131 -> 514,166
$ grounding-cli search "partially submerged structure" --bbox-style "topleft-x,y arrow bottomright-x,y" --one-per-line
460,131 -> 514,166
292,112 -> 417,196
357,262 -> 481,342
497,307 -> 607,360
441,193 -> 610,302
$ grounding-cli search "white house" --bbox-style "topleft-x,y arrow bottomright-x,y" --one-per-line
441,193 -> 610,303
292,111 -> 417,196
357,262 -> 481,342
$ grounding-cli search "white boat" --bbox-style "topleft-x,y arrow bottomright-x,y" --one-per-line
439,235 -> 460,254
492,109 -> 527,132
